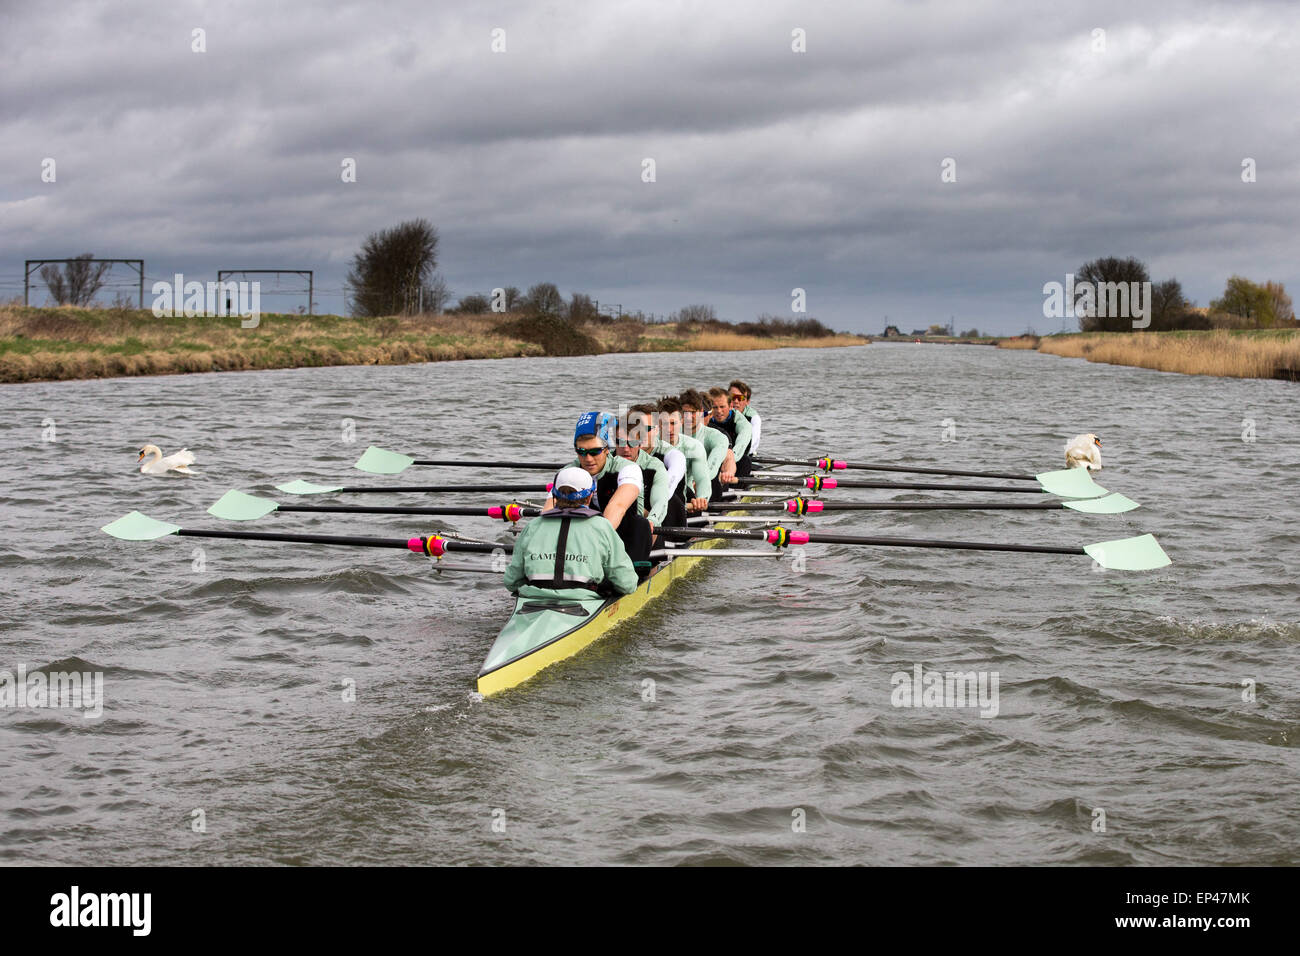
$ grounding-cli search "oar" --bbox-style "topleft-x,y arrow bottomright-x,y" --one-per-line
208,489 -> 541,522
735,470 -> 1108,498
657,525 -> 1171,571
711,493 -> 1139,515
275,480 -> 549,496
354,446 -> 561,475
755,454 -> 1035,481
100,511 -> 509,557
748,464 -> 1104,498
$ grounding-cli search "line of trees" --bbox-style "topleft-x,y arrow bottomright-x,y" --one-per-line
1073,256 -> 1295,331
449,283 -> 594,318
1209,276 -> 1295,328
343,221 -> 839,331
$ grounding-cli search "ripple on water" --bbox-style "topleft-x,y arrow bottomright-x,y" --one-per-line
2,347 -> 1299,864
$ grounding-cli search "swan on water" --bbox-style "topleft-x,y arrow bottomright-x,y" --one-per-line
137,444 -> 199,475
1064,433 -> 1102,471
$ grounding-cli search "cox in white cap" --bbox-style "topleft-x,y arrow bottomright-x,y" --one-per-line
552,466 -> 596,502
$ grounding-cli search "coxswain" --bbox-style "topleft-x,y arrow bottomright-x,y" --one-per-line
503,465 -> 637,599
569,411 -> 654,580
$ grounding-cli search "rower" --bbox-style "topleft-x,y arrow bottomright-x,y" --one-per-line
705,385 -> 753,489
656,396 -> 710,514
570,411 -> 654,581
678,388 -> 729,504
729,380 -> 761,474
503,466 -> 637,600
620,403 -> 686,535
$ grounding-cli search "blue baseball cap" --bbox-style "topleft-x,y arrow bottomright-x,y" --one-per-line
574,411 -> 615,446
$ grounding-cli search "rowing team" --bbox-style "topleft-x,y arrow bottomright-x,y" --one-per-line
503,382 -> 762,600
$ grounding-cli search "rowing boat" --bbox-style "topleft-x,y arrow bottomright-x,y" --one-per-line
475,508 -> 746,695
103,444 -> 1173,698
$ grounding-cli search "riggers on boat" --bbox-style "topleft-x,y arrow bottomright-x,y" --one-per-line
105,445 -> 1172,697
476,534 -> 728,696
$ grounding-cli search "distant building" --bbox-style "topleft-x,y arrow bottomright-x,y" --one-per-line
882,324 -> 901,337
910,329 -> 928,336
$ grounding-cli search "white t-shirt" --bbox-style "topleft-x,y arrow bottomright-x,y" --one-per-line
747,411 -> 762,455
658,444 -> 686,496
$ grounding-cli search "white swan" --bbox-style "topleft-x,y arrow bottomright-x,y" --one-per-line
1064,433 -> 1102,471
138,444 -> 199,475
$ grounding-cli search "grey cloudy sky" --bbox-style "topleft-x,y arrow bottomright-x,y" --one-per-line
2,0 -> 1297,333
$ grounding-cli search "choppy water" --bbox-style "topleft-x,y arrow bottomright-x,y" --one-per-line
1,344 -> 1297,865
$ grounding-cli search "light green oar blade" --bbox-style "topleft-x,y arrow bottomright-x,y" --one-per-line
101,511 -> 181,540
354,446 -> 414,475
1036,468 -> 1107,498
208,489 -> 279,521
276,479 -> 344,495
1083,534 -> 1171,571
1062,493 -> 1139,514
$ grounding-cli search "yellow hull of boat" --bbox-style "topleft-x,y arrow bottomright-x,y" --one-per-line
474,535 -> 727,696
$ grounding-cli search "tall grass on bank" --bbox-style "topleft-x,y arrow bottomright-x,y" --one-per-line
995,336 -> 1040,350
1033,330 -> 1300,379
0,307 -> 541,383
0,306 -> 869,384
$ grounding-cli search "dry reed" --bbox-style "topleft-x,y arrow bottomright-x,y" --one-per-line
690,332 -> 867,351
0,305 -> 867,383
995,336 -> 1040,350
1035,331 -> 1299,379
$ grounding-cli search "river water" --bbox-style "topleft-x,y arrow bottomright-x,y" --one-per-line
1,344 -> 1296,865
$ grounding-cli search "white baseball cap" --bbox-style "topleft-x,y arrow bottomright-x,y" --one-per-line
553,466 -> 595,500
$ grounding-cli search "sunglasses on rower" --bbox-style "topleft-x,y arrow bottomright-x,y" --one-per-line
574,445 -> 607,457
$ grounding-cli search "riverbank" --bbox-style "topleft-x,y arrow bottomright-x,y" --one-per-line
0,306 -> 867,384
998,329 -> 1300,380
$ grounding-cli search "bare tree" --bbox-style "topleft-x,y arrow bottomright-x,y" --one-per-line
1264,280 -> 1296,326
1076,256 -> 1150,331
455,294 -> 490,314
1149,278 -> 1187,330
568,292 -> 599,321
40,253 -> 111,306
346,219 -> 440,317
422,274 -> 452,313
677,304 -> 716,324
524,282 -> 564,315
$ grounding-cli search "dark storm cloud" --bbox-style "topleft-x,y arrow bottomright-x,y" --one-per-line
1,0 -> 1296,331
